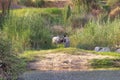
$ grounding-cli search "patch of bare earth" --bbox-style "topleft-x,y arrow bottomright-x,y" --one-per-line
28,53 -> 113,71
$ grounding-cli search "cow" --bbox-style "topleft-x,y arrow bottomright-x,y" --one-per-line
52,35 -> 70,48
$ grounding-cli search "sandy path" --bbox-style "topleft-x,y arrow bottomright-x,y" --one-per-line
28,52 -> 113,71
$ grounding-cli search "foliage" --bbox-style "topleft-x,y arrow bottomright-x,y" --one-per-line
64,5 -> 71,21
70,19 -> 120,50
0,32 -> 27,80
29,13 -> 52,49
2,8 -> 64,51
107,0 -> 120,6
71,0 -> 100,13
44,8 -> 63,15
2,14 -> 31,52
90,58 -> 120,68
18,0 -> 45,7
0,33 -> 12,61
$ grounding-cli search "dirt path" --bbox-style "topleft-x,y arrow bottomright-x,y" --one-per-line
28,52 -> 113,71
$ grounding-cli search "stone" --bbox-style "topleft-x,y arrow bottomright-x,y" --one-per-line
94,47 -> 101,52
94,47 -> 111,52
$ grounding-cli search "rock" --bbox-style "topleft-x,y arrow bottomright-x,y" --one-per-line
94,47 -> 101,52
116,49 -> 120,53
94,47 -> 111,52
63,60 -> 69,64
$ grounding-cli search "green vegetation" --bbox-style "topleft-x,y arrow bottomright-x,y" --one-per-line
0,8 -> 64,79
1,0 -> 120,79
18,0 -> 45,7
107,0 -> 120,6
21,48 -> 120,70
12,8 -> 63,16
70,19 -> 120,49
2,8 -> 64,51
0,35 -> 27,80
91,58 -> 120,68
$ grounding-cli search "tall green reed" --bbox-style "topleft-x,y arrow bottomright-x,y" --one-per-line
3,14 -> 31,53
2,9 -> 62,51
70,19 -> 120,50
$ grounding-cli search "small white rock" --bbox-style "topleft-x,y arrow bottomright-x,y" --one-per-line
94,47 -> 110,52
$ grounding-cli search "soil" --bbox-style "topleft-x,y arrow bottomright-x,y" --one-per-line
28,52 -> 113,71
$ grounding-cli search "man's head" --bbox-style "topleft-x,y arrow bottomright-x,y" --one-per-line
63,34 -> 66,37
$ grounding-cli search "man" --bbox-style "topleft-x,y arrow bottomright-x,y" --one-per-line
63,34 -> 70,48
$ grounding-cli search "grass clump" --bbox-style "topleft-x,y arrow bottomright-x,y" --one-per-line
90,58 -> 120,69
0,33 -> 27,80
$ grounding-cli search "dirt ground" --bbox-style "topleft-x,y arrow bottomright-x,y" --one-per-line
28,52 -> 113,71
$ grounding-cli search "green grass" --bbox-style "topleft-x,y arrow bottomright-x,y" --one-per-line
94,52 -> 120,57
19,48 -> 83,62
20,48 -> 120,70
11,8 -> 63,16
2,8 -> 64,51
21,47 -> 120,56
20,48 -> 120,61
0,54 -> 27,80
70,19 -> 120,49
84,50 -> 120,57
89,50 -> 120,69
90,58 -> 120,69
